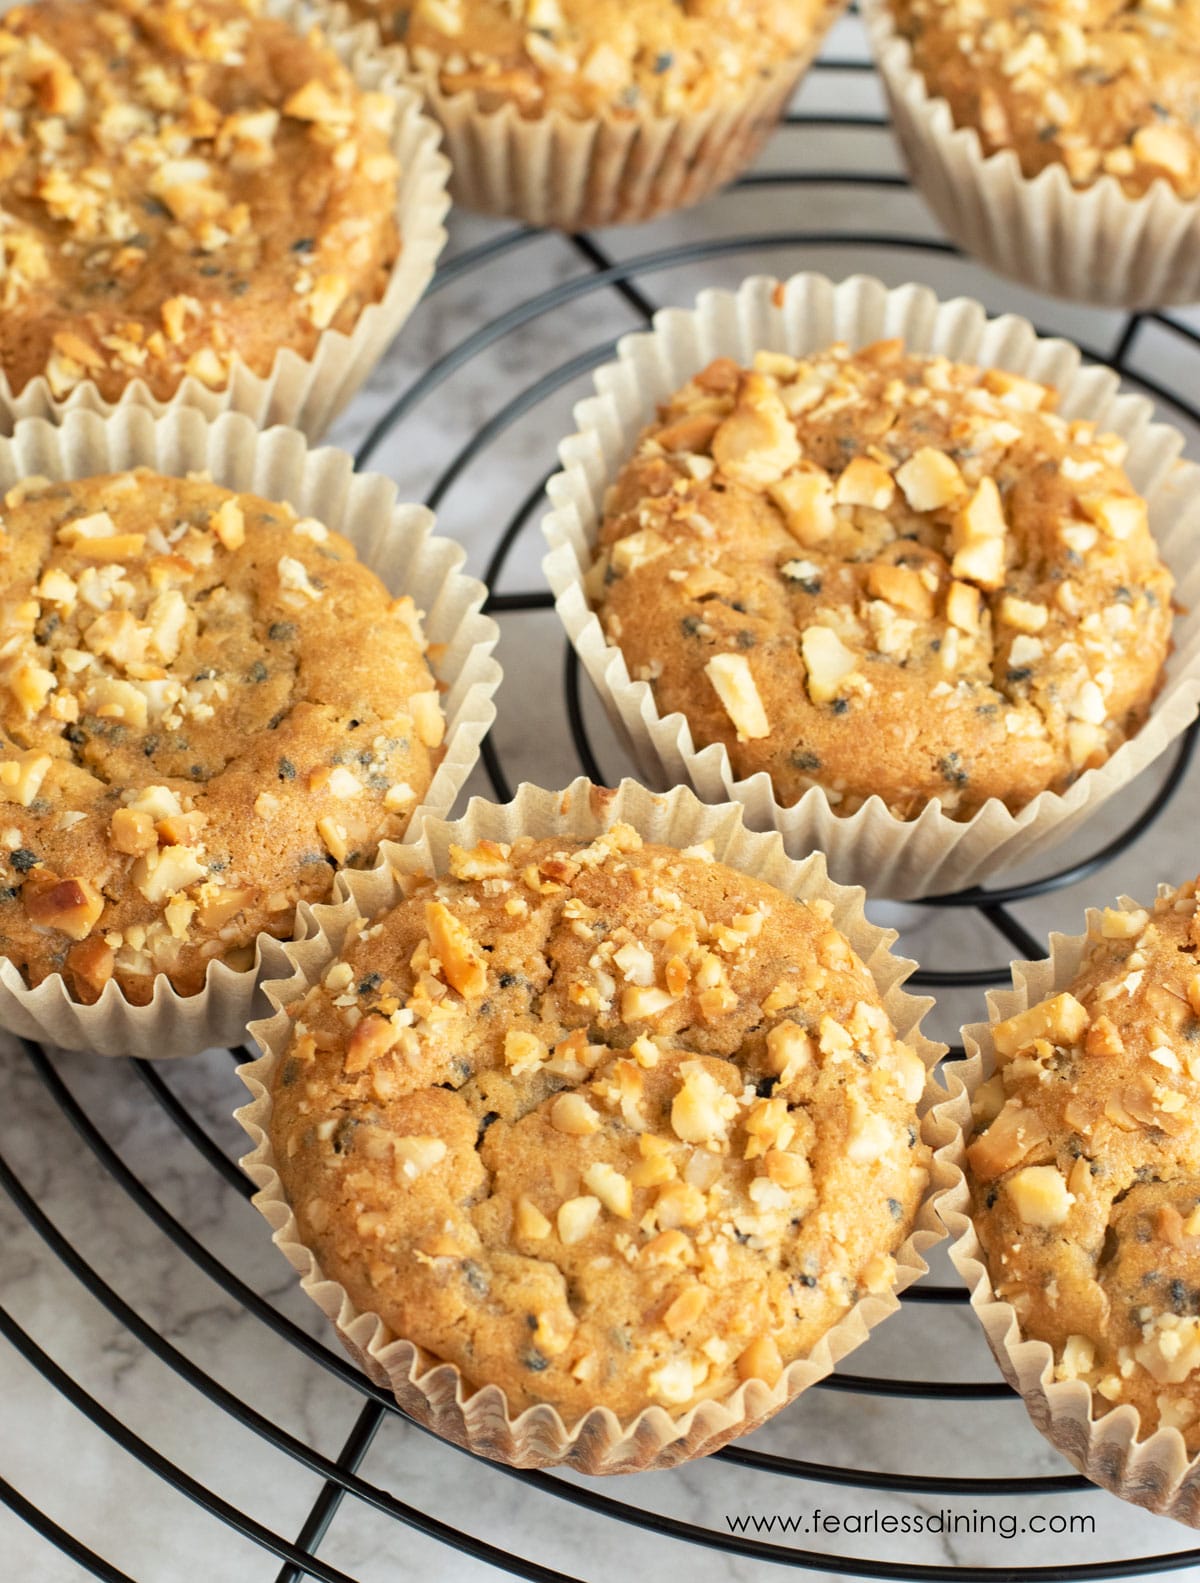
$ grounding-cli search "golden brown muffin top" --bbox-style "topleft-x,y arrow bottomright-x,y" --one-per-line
0,0 -> 400,402
589,339 -> 1173,821
349,0 -> 832,117
269,825 -> 931,1419
969,880 -> 1200,1448
0,469 -> 441,1003
891,0 -> 1200,199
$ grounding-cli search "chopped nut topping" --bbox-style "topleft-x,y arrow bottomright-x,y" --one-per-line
270,831 -> 930,1421
0,0 -> 401,403
704,652 -> 770,741
591,339 -> 1171,822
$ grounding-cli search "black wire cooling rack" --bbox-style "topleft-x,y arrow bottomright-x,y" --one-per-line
6,14 -> 1200,1583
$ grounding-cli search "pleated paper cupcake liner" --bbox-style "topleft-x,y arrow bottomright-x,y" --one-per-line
542,270 -> 1200,900
336,0 -> 847,232
942,893 -> 1200,1522
862,0 -> 1200,310
0,406 -> 500,1058
0,0 -> 450,440
236,775 -> 956,1474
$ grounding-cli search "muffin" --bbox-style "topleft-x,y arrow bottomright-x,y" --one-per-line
587,339 -> 1173,823
0,0 -> 431,421
890,0 -> 1200,199
864,0 -> 1200,305
342,0 -> 846,228
969,879 -> 1200,1449
239,779 -> 946,1470
943,880 -> 1200,1516
0,467 -> 443,1006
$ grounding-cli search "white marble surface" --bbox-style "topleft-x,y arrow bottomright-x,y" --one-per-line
5,13 -> 1200,1582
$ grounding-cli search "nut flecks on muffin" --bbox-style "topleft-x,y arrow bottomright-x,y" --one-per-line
891,0 -> 1200,200
347,0 -> 835,117
589,339 -> 1173,820
0,469 -> 442,1004
269,824 -> 931,1420
0,0 -> 400,402
968,880 -> 1200,1446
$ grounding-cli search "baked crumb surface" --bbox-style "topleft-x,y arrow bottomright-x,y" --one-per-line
270,825 -> 930,1419
0,0 -> 400,402
589,340 -> 1173,821
969,880 -> 1200,1448
346,0 -> 836,117
891,0 -> 1200,200
0,468 -> 441,1003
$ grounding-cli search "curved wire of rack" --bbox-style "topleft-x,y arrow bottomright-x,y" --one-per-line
5,28 -> 1200,1583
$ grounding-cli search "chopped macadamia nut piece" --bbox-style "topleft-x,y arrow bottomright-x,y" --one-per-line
705,653 -> 770,740
993,993 -> 1090,1057
1005,1164 -> 1074,1227
895,447 -> 965,512
801,626 -> 859,704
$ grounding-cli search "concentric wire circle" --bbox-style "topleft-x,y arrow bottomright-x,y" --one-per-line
4,20 -> 1200,1583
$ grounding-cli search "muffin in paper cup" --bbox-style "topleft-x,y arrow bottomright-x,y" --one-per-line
862,0 -> 1200,310
235,775 -> 954,1474
943,885 -> 1200,1520
0,407 -> 500,1058
542,271 -> 1200,901
337,0 -> 844,231
0,0 -> 450,440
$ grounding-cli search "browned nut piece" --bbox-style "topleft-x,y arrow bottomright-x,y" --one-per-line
24,873 -> 105,941
345,1013 -> 401,1074
110,807 -> 157,856
64,936 -> 115,1003
736,1334 -> 784,1387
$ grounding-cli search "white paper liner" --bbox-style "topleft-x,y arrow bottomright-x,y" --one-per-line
0,0 -> 450,441
941,892 -> 1200,1520
339,0 -> 843,234
542,270 -> 1200,901
0,406 -> 501,1059
235,774 -> 956,1473
862,0 -> 1200,310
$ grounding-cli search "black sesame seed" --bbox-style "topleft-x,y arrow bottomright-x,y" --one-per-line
10,849 -> 38,873
278,758 -> 296,781
331,1117 -> 359,1155
248,660 -> 268,683
268,621 -> 298,641
938,752 -> 970,788
791,750 -> 822,772
887,1197 -> 904,1221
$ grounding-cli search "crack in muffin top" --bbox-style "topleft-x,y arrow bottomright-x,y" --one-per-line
589,338 -> 1173,821
0,0 -> 400,402
968,877 -> 1200,1448
269,823 -> 931,1420
0,468 -> 442,1003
